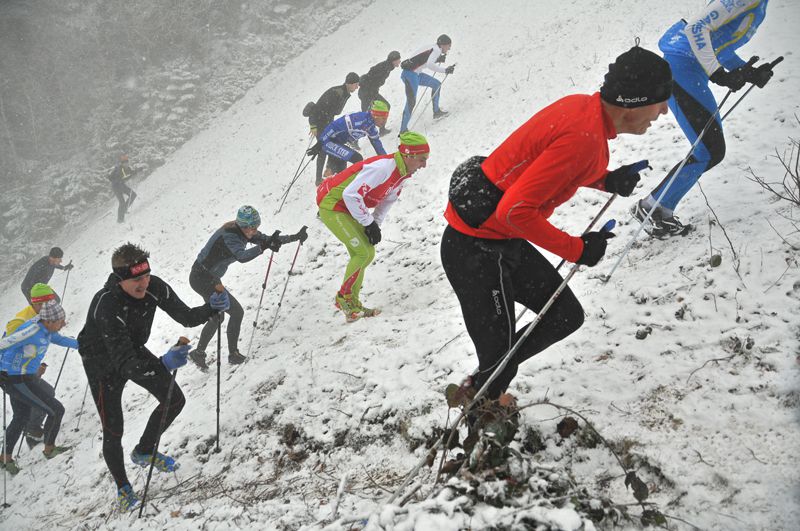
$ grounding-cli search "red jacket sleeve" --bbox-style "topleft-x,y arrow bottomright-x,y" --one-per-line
494,134 -> 596,262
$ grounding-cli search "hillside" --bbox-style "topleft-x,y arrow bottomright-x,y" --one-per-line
1,1 -> 798,530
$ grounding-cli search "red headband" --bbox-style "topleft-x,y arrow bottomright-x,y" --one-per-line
371,109 -> 389,118
31,293 -> 56,304
399,143 -> 430,155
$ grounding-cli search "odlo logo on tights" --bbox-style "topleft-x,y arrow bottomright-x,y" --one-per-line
491,289 -> 503,315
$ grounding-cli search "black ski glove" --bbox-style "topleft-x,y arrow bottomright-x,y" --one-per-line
295,226 -> 308,243
744,62 -> 775,88
63,263 -> 75,271
605,160 -> 648,197
306,143 -> 322,159
445,64 -> 456,75
258,230 -> 282,252
364,221 -> 381,245
576,231 -> 615,267
710,65 -> 749,92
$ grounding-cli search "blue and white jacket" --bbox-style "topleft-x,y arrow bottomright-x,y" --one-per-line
660,0 -> 769,75
0,318 -> 78,375
321,112 -> 386,156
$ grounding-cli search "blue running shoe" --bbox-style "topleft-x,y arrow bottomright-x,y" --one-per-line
117,484 -> 140,511
130,449 -> 180,472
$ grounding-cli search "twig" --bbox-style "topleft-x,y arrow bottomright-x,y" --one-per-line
691,449 -> 715,467
764,263 -> 791,294
329,472 -> 349,521
361,465 -> 393,494
765,217 -> 799,250
662,512 -> 704,530
686,354 -> 735,384
697,182 -> 742,281
745,446 -> 768,465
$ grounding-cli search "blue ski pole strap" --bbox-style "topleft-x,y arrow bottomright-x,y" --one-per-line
601,219 -> 616,233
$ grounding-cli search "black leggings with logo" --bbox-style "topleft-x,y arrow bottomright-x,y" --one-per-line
440,226 -> 585,399
82,349 -> 185,489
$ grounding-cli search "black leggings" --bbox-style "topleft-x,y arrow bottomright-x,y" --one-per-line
440,226 -> 584,399
83,350 -> 185,489
3,375 -> 65,453
189,266 -> 244,355
358,91 -> 390,112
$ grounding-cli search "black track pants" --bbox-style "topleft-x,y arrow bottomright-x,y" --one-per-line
189,265 -> 244,355
3,375 -> 65,452
82,350 -> 185,489
440,226 -> 584,399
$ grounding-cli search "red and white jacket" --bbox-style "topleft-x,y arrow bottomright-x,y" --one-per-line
317,153 -> 412,226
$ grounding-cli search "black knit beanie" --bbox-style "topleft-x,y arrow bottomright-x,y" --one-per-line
601,45 -> 672,108
345,72 -> 360,84
387,50 -> 401,62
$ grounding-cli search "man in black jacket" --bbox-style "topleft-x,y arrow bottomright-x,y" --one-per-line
306,72 -> 360,185
107,154 -> 137,223
77,242 -> 229,510
358,51 -> 401,135
20,247 -> 73,304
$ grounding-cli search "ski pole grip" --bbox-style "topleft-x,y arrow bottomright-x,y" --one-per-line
629,160 -> 650,173
176,336 -> 190,346
745,56 -> 759,68
769,56 -> 784,68
601,219 -> 617,233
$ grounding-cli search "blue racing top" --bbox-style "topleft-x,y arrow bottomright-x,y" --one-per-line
0,318 -> 78,375
321,112 -> 386,156
659,0 -> 769,75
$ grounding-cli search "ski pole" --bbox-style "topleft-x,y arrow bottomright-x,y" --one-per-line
268,239 -> 304,333
386,220 -> 616,508
604,56 -> 782,281
719,56 -> 783,122
52,262 -> 73,392
2,390 -> 9,508
409,74 -> 449,131
512,199 -> 620,325
213,284 -> 224,454
73,383 -> 89,432
435,194 -> 619,354
245,232 -> 280,357
138,336 -> 189,518
276,137 -> 315,214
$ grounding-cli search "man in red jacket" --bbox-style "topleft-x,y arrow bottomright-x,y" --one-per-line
441,45 -> 672,400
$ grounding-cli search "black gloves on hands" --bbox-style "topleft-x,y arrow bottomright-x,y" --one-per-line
445,64 -> 456,75
364,221 -> 381,245
744,62 -> 775,88
63,263 -> 75,271
258,230 -> 282,252
296,226 -> 308,243
605,160 -> 648,197
306,143 -> 322,159
577,231 -> 615,267
710,65 -> 749,92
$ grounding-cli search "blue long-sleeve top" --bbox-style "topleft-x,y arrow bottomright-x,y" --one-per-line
194,222 -> 264,279
659,0 -> 769,75
0,318 -> 78,375
321,112 -> 386,156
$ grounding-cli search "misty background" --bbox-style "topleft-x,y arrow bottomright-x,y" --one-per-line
0,0 -> 371,288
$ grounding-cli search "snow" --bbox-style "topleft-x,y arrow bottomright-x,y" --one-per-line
1,0 -> 799,529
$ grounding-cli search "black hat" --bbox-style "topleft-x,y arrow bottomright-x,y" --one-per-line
49,246 -> 64,258
437,34 -> 452,46
387,50 -> 401,62
345,72 -> 360,84
600,46 -> 672,108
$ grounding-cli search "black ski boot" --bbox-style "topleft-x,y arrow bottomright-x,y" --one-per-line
189,349 -> 209,371
228,350 -> 247,365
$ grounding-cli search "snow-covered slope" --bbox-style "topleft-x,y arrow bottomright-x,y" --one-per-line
1,1 -> 798,529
